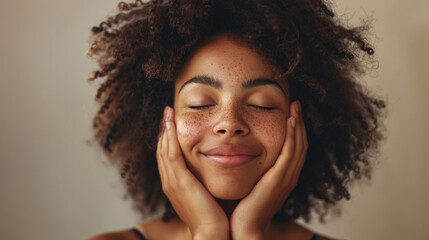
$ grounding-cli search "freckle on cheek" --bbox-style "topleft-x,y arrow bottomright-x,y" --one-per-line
253,118 -> 286,143
177,116 -> 204,138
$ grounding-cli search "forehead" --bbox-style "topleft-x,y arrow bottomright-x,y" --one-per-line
175,35 -> 284,90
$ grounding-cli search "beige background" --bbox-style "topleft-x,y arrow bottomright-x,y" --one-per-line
1,0 -> 428,239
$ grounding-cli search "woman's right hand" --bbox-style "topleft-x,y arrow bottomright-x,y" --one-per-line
156,106 -> 229,240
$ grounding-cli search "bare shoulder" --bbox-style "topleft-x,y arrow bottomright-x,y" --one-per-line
136,217 -> 188,240
291,221 -> 339,240
271,220 -> 339,240
88,217 -> 185,240
86,227 -> 142,240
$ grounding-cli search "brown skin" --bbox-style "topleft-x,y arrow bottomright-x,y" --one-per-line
173,35 -> 290,203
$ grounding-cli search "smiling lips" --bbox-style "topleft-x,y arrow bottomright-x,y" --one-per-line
202,144 -> 260,167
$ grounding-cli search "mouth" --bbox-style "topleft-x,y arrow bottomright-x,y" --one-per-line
202,154 -> 259,167
201,144 -> 261,167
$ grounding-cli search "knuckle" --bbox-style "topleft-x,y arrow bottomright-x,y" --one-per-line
156,150 -> 164,160
161,184 -> 169,194
168,149 -> 181,160
297,142 -> 308,154
162,182 -> 173,195
285,153 -> 294,161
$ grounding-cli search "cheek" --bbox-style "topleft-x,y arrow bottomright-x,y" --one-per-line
175,112 -> 208,148
251,115 -> 286,156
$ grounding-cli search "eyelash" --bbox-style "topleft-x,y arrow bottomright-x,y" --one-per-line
189,105 -> 213,109
189,105 -> 274,111
250,105 -> 274,111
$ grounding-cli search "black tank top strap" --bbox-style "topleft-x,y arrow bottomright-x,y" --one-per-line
310,233 -> 319,240
131,227 -> 147,240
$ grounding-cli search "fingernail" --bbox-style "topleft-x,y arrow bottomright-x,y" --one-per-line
294,101 -> 299,114
163,107 -> 168,119
163,106 -> 171,120
166,121 -> 171,130
290,116 -> 296,129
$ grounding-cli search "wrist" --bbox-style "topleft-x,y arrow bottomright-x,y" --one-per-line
192,224 -> 229,240
193,231 -> 229,240
193,234 -> 228,240
230,221 -> 265,240
231,229 -> 264,240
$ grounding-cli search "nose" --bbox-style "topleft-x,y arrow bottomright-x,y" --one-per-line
212,108 -> 250,136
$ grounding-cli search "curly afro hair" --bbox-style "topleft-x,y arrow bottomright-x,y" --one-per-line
87,0 -> 387,223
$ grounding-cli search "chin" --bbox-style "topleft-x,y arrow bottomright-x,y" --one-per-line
211,189 -> 249,200
204,177 -> 255,200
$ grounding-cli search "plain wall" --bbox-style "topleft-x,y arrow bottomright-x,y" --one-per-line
1,0 -> 428,239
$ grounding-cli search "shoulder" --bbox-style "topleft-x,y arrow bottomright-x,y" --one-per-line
87,217 -> 185,240
86,228 -> 141,240
136,217 -> 187,240
271,220 -> 339,240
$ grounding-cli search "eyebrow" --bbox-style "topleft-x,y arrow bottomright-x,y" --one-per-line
178,75 -> 287,96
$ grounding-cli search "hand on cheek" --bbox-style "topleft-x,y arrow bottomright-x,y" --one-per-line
156,106 -> 229,240
230,100 -> 309,240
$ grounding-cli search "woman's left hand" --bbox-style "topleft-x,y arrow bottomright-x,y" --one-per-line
230,100 -> 308,240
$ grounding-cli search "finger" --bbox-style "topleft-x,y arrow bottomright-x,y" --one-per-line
157,107 -> 168,156
162,107 -> 179,182
290,101 -> 305,177
297,101 -> 305,139
157,119 -> 167,183
299,102 -> 308,151
156,106 -> 168,163
271,110 -> 296,176
164,107 -> 187,170
161,106 -> 189,190
158,112 -> 166,139
296,101 -> 308,155
157,106 -> 170,183
292,101 -> 303,161
292,102 -> 308,181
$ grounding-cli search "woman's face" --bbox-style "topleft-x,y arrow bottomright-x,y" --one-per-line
173,35 -> 291,200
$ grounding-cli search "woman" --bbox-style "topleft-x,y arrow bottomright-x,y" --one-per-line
86,0 -> 386,239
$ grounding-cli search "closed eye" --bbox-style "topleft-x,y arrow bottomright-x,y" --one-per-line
189,105 -> 274,110
249,105 -> 274,110
189,105 -> 214,109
